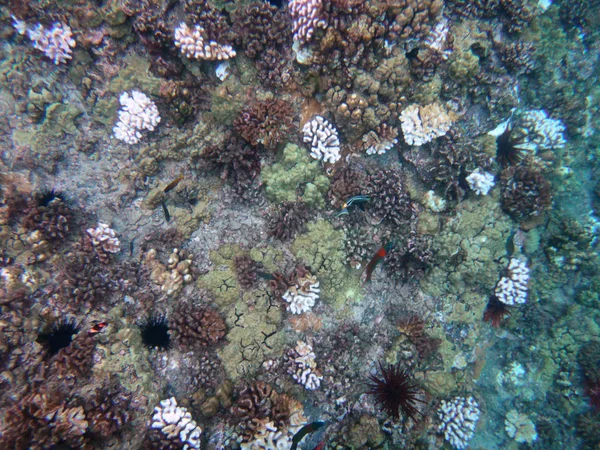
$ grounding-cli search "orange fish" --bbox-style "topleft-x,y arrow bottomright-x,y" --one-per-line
362,243 -> 393,285
88,321 -> 108,335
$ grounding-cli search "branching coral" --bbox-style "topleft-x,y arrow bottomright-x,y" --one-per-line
400,103 -> 455,146
267,202 -> 309,241
22,189 -> 73,244
384,233 -> 435,282
85,222 -> 121,263
366,168 -> 416,227
150,397 -> 202,449
282,271 -> 320,315
174,22 -> 236,60
437,396 -> 481,449
202,135 -> 262,197
234,99 -> 295,149
233,2 -> 290,59
171,303 -> 227,349
500,165 -> 552,222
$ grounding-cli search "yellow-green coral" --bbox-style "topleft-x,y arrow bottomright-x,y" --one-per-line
218,289 -> 285,382
262,143 -> 330,208
291,219 -> 361,308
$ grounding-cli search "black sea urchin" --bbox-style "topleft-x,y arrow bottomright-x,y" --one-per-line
35,188 -> 69,207
37,317 -> 80,355
367,361 -> 424,421
138,314 -> 171,350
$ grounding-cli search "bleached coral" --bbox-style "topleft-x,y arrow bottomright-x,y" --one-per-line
289,0 -> 328,44
400,103 -> 454,146
466,169 -> 495,195
505,410 -> 537,444
151,397 -> 202,450
362,124 -> 399,155
520,109 -> 566,150
14,18 -> 76,65
288,341 -> 322,390
86,223 -> 120,254
437,396 -> 480,449
282,272 -> 320,314
424,17 -> 452,59
174,22 -> 236,60
302,116 -> 341,163
495,258 -> 529,305
113,90 -> 161,145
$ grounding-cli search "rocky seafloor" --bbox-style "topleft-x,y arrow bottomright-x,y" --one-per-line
0,0 -> 599,449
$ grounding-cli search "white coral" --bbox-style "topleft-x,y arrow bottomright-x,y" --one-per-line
400,103 -> 453,146
520,109 -> 566,150
302,116 -> 341,163
495,258 -> 529,305
86,223 -> 120,254
15,20 -> 76,65
437,396 -> 480,449
466,169 -> 495,195
151,397 -> 202,450
113,90 -> 161,144
282,274 -> 320,314
290,341 -> 322,390
505,410 -> 537,444
289,0 -> 328,44
174,23 -> 236,60
424,18 -> 452,59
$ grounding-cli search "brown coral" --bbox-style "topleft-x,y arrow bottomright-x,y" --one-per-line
234,254 -> 258,290
234,99 -> 295,150
384,233 -> 435,283
171,303 -> 227,349
328,164 -> 368,209
500,165 -> 552,222
233,2 -> 291,59
388,0 -> 444,40
202,134 -> 262,197
85,380 -> 135,437
22,190 -> 73,244
366,168 -> 416,227
267,202 -> 309,241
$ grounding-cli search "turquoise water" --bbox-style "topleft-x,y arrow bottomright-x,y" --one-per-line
0,1 -> 598,449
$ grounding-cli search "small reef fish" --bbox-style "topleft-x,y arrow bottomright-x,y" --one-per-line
362,243 -> 393,285
337,195 -> 370,217
161,201 -> 171,222
312,440 -> 327,450
291,421 -> 327,450
163,174 -> 184,193
88,321 -> 108,335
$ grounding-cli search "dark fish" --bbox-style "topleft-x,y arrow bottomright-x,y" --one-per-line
363,243 -> 393,285
163,174 -> 184,193
130,239 -> 135,257
337,195 -> 370,217
291,421 -> 327,450
161,202 -> 171,222
256,270 -> 275,280
506,231 -> 516,257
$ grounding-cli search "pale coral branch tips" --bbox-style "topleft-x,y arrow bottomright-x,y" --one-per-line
174,22 -> 236,61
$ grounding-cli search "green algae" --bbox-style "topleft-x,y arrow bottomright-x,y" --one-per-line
262,143 -> 330,208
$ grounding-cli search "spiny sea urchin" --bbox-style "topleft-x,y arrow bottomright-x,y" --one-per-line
138,314 -> 171,350
483,295 -> 512,327
367,361 -> 424,421
35,188 -> 69,207
37,317 -> 80,355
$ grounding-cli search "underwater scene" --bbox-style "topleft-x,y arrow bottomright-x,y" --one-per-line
0,0 -> 599,448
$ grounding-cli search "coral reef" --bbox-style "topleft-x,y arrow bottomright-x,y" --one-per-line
234,99 -> 295,149
501,165 -> 552,222
437,396 -> 481,449
287,340 -> 322,390
494,258 -> 530,305
174,22 -> 236,60
362,124 -> 399,156
302,115 -> 341,164
505,409 -> 537,444
289,0 -> 328,44
85,222 -> 121,263
366,168 -> 416,227
150,397 -> 202,449
282,270 -> 320,315
171,303 -> 227,349
384,233 -> 435,283
113,90 -> 161,145
14,19 -> 76,65
466,169 -> 495,196
400,103 -> 455,146
267,202 -> 309,241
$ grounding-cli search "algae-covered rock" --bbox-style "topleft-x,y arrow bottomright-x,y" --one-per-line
262,143 -> 330,208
